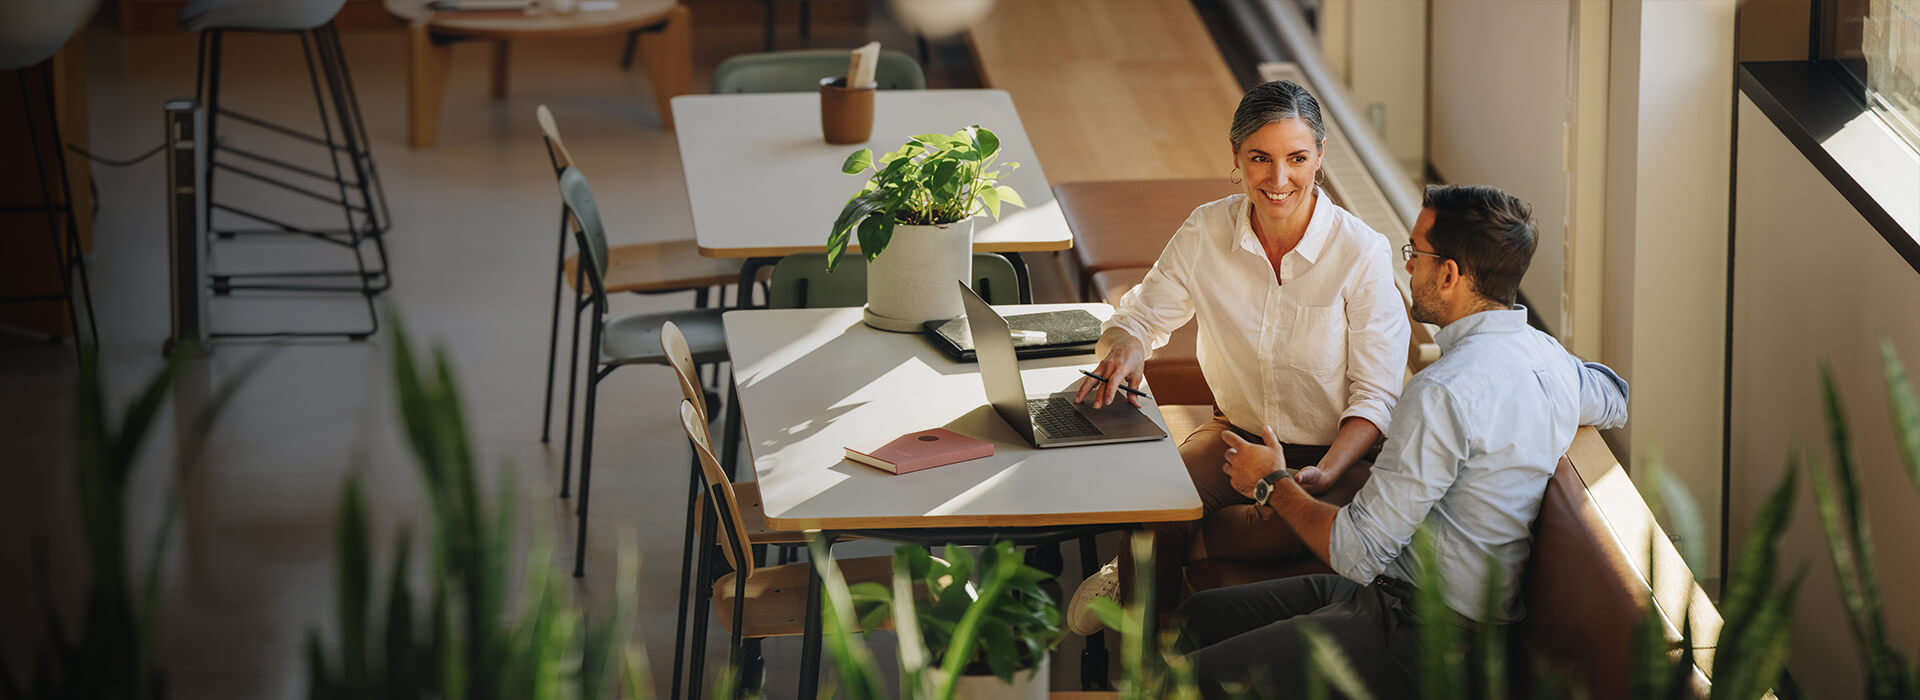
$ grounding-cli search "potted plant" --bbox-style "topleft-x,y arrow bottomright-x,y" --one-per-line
827,125 -> 1024,331
836,541 -> 1064,699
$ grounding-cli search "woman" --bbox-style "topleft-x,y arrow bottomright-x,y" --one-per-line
1067,80 -> 1410,634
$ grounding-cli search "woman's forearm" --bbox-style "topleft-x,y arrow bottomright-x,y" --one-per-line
1315,416 -> 1382,474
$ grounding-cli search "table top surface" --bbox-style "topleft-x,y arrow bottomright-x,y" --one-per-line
672,90 -> 1074,258
723,305 -> 1202,531
385,0 -> 676,36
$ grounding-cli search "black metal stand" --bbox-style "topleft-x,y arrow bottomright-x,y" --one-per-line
1,61 -> 98,355
194,23 -> 391,341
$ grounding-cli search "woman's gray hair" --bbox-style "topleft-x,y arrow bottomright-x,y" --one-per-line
1229,80 -> 1326,153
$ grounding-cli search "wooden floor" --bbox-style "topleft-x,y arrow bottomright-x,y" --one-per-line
966,0 -> 1247,184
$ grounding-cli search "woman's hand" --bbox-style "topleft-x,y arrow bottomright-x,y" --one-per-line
1074,328 -> 1148,409
1221,425 -> 1287,499
1293,465 -> 1337,495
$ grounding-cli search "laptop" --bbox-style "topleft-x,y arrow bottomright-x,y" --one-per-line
958,282 -> 1168,448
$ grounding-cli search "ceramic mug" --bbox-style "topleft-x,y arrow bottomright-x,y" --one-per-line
819,77 -> 877,144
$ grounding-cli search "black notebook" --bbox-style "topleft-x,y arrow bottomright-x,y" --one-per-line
924,309 -> 1102,362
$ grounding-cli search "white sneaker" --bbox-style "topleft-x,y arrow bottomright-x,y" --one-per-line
1066,558 -> 1121,636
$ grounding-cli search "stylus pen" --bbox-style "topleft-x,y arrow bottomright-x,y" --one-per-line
1079,370 -> 1153,400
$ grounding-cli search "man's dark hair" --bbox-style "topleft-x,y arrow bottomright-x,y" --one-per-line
1421,184 -> 1536,306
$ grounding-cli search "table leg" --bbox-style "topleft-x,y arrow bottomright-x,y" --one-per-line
490,39 -> 510,100
406,23 -> 451,148
636,4 -> 692,131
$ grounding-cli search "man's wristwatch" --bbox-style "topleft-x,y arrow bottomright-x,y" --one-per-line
1252,469 -> 1292,506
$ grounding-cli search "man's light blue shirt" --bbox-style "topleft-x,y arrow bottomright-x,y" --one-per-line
1328,306 -> 1629,624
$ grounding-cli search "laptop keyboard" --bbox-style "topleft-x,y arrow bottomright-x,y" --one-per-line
1028,398 -> 1103,439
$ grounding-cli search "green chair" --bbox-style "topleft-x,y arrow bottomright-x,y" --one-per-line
711,48 -> 927,93
766,252 -> 1027,308
554,165 -> 730,579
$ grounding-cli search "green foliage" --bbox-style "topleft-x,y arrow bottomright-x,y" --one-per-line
2,344 -> 248,700
305,324 -> 642,699
826,126 -> 1024,271
1808,356 -> 1919,700
831,540 -> 1065,695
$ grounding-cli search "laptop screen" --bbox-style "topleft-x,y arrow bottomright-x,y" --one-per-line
958,282 -> 1035,438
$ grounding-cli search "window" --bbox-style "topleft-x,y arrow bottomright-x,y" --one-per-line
1827,0 -> 1920,150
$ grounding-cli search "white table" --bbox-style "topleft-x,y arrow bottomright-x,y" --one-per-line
671,90 -> 1075,259
723,304 -> 1201,530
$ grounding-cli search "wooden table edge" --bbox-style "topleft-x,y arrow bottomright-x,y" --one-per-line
764,505 -> 1204,531
698,239 -> 1075,259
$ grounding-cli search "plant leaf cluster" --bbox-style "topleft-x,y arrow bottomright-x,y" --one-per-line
826,126 -> 1025,271
306,323 -> 642,700
2,345 -> 250,700
817,540 -> 1064,698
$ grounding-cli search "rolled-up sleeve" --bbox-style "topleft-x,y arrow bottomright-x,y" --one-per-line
1575,360 -> 1630,429
1102,211 -> 1201,353
1340,237 -> 1411,433
1331,380 -> 1466,583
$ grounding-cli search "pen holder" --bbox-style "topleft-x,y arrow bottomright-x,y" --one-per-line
819,76 -> 876,145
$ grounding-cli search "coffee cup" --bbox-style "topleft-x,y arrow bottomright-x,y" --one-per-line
819,76 -> 877,144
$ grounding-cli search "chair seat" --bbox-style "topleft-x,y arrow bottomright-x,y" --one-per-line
711,555 -> 899,638
1089,268 -> 1214,406
180,0 -> 346,32
563,239 -> 741,295
600,308 -> 728,367
696,481 -> 808,546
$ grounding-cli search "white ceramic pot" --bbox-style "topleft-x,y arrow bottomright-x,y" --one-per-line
927,656 -> 1049,700
862,219 -> 974,332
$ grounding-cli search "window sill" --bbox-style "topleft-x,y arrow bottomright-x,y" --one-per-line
1739,62 -> 1920,273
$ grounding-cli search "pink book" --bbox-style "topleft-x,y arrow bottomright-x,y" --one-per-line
844,428 -> 994,474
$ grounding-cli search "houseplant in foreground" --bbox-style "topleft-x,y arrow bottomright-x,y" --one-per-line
824,540 -> 1063,699
827,125 -> 1023,331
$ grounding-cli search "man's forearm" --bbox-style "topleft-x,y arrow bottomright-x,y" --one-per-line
1269,478 -> 1340,563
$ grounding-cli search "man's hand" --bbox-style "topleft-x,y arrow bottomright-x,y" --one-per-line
1073,329 -> 1148,409
1221,425 -> 1287,498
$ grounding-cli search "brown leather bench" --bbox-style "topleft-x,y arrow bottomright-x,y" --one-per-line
1055,179 -> 1244,299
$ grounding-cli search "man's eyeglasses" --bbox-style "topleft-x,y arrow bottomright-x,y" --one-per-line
1401,243 -> 1445,263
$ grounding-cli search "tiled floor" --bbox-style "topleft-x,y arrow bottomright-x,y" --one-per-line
0,9 -> 1101,699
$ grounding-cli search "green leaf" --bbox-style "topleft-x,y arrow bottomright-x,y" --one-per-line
336,478 -> 373,691
383,531 -> 416,699
856,214 -> 895,264
1297,621 -> 1377,700
994,185 -> 1025,210
829,191 -> 887,271
1880,338 -> 1920,496
841,148 -> 874,174
980,185 -> 1001,220
972,126 -> 1000,160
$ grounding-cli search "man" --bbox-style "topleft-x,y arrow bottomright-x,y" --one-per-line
1174,184 -> 1630,697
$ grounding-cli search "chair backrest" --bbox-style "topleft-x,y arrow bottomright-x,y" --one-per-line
535,105 -> 576,174
679,400 -> 753,578
660,321 -> 704,420
710,49 -> 927,93
556,167 -> 610,306
767,252 -> 1022,309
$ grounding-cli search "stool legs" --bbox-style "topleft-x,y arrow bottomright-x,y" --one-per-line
4,62 -> 98,353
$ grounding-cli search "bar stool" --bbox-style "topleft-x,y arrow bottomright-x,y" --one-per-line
184,0 -> 392,340
0,2 -> 99,354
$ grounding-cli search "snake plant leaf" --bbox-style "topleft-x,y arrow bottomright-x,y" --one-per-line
1297,621 -> 1377,700
1411,527 -> 1460,699
336,477 -> 373,691
1879,338 -> 1920,495
842,148 -> 874,175
1811,460 -> 1888,686
810,536 -> 887,700
384,532 -> 416,699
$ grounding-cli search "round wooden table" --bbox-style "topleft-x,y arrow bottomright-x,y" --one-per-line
384,0 -> 691,147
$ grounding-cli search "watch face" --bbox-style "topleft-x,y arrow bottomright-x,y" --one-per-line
1253,478 -> 1271,505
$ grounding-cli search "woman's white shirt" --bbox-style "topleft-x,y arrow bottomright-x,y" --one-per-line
1103,191 -> 1410,446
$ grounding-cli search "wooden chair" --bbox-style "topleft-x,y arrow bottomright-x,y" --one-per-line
660,320 -> 808,699
677,400 -> 897,699
535,105 -> 738,449
553,165 -> 730,579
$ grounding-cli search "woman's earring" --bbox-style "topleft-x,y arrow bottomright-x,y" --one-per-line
1314,168 -> 1326,187
1229,167 -> 1243,185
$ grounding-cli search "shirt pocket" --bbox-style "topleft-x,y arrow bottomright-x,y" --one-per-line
1284,304 -> 1347,376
